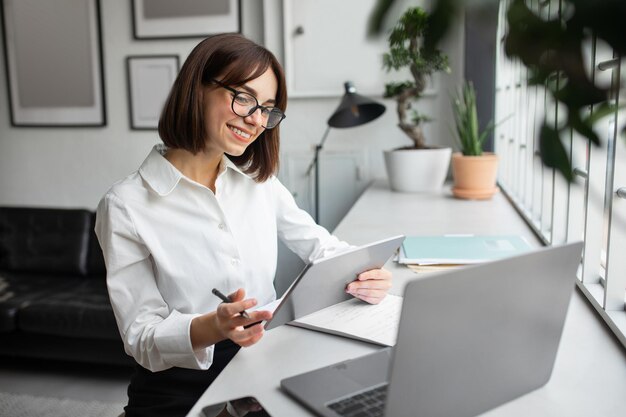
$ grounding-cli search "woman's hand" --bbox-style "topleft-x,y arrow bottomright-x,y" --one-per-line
191,288 -> 272,350
213,288 -> 273,347
345,268 -> 392,304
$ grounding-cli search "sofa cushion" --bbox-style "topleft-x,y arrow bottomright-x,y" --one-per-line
0,332 -> 133,366
0,207 -> 91,275
0,272 -> 76,332
17,278 -> 121,341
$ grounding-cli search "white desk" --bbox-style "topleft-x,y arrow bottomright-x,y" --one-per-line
188,182 -> 626,417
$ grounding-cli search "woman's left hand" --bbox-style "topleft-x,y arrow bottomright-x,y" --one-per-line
345,268 -> 392,304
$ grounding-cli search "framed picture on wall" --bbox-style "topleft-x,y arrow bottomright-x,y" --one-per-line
0,0 -> 106,127
131,0 -> 241,39
126,55 -> 179,130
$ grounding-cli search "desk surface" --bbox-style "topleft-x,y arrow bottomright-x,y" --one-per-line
188,182 -> 626,417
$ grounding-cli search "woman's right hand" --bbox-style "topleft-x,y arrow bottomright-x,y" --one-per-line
213,288 -> 273,347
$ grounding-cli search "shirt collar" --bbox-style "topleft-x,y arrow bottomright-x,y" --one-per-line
138,145 -> 182,196
139,144 -> 251,196
222,155 -> 249,178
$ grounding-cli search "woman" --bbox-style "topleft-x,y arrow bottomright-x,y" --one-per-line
95,33 -> 391,417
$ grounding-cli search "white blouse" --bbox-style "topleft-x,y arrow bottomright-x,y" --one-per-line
95,145 -> 350,371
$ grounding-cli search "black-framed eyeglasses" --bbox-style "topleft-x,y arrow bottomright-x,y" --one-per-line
211,79 -> 286,129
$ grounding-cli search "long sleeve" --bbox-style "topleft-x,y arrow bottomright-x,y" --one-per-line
92,147 -> 348,372
95,192 -> 213,371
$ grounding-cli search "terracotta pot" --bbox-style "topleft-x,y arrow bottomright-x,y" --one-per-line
451,152 -> 499,200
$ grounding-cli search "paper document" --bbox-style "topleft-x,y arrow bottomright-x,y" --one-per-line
398,235 -> 532,265
252,298 -> 282,314
406,264 -> 464,274
288,294 -> 403,346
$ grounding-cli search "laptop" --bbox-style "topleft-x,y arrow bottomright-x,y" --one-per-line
281,242 -> 583,417
264,235 -> 405,330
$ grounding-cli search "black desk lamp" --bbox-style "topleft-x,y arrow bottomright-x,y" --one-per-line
306,81 -> 386,223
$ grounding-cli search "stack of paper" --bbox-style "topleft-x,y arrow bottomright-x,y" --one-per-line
406,264 -> 464,274
398,235 -> 532,265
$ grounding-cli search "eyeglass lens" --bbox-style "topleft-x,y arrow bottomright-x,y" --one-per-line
231,91 -> 284,129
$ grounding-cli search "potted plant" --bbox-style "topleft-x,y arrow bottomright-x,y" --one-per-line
450,81 -> 499,200
382,6 -> 451,193
371,0 -> 626,182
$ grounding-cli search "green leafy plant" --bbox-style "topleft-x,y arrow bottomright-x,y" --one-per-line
383,7 -> 449,149
370,0 -> 626,181
452,81 -> 495,156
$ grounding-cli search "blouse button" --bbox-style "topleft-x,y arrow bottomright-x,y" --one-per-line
218,223 -> 226,230
231,258 -> 239,266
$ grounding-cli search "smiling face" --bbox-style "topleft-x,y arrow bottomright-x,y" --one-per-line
203,68 -> 278,157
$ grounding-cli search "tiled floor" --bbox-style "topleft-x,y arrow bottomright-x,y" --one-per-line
0,357 -> 131,404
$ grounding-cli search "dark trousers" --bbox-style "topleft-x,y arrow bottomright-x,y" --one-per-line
124,339 -> 241,417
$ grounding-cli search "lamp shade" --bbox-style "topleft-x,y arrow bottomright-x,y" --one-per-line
327,82 -> 386,128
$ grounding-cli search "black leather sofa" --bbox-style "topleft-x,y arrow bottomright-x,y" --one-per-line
0,207 -> 133,366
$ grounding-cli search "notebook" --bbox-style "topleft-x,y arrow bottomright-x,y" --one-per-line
281,242 -> 583,417
398,234 -> 532,264
289,294 -> 403,346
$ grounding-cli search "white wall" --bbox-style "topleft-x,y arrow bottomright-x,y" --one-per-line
0,0 -> 263,209
270,0 -> 464,218
0,0 -> 463,210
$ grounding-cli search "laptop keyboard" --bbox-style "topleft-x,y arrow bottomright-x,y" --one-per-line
326,383 -> 388,417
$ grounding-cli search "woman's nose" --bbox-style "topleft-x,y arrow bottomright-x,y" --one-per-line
244,107 -> 264,126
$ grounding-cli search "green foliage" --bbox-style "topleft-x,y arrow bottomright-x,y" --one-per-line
369,0 -> 626,181
384,81 -> 415,98
382,6 -> 450,148
412,112 -> 432,125
504,0 -> 624,180
383,82 -> 432,124
367,0 -> 395,36
387,7 -> 429,46
382,7 -> 449,79
539,123 -> 573,182
452,82 -> 495,156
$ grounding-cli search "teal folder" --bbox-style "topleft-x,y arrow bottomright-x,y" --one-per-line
398,235 -> 533,265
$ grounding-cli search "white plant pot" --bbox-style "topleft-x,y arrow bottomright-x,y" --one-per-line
384,147 -> 452,193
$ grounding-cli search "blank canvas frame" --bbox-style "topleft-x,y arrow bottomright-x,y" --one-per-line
131,0 -> 241,39
0,0 -> 106,127
126,55 -> 179,130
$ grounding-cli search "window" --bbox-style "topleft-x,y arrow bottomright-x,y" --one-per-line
495,0 -> 626,346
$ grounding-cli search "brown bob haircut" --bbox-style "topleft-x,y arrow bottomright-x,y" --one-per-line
158,33 -> 287,182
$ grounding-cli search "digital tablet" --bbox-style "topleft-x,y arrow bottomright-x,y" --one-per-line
264,235 -> 405,330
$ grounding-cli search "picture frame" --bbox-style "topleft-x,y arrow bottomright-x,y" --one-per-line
0,0 -> 106,127
126,55 -> 179,130
131,0 -> 241,40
